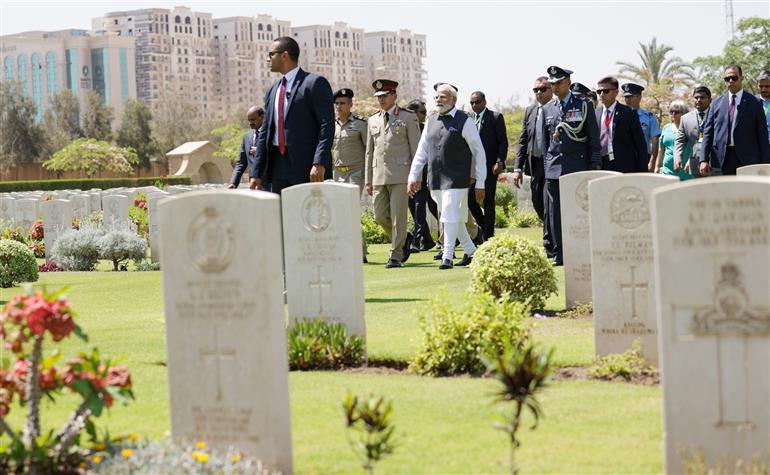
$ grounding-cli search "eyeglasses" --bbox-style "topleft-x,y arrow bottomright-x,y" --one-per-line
669,110 -> 682,114
596,88 -> 616,95
532,87 -> 549,93
723,75 -> 740,83
469,100 -> 484,105
268,50 -> 284,58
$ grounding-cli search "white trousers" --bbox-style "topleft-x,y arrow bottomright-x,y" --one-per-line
431,188 -> 476,260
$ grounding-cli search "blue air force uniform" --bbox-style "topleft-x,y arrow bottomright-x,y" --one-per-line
543,66 -> 601,264
622,83 -> 660,155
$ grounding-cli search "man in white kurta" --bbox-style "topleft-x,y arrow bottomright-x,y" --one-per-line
408,83 -> 487,269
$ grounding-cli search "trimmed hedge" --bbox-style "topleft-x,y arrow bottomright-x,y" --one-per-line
0,176 -> 192,192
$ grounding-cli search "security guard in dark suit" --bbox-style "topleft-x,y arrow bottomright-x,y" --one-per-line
543,66 -> 601,265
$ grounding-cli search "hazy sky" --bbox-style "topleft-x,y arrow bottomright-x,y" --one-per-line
2,1 -> 768,109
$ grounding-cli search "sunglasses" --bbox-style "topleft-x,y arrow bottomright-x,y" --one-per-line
596,88 -> 616,95
532,87 -> 549,93
268,50 -> 285,58
723,75 -> 740,82
469,100 -> 484,105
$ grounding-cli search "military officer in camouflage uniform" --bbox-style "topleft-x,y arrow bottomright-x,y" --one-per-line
365,79 -> 422,268
332,88 -> 367,192
622,83 -> 660,171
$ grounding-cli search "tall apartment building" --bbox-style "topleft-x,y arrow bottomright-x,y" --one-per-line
92,7 -> 218,116
292,22 -> 365,92
0,29 -> 136,122
364,30 -> 427,101
211,15 -> 290,112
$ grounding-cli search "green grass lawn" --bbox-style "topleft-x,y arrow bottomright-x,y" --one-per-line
0,226 -> 661,473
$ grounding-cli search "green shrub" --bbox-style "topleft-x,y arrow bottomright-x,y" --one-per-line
409,292 -> 532,376
1,227 -> 29,245
362,208 -> 388,244
0,239 -> 39,287
469,234 -> 557,309
0,176 -> 191,193
494,206 -> 510,228
589,340 -> 653,380
51,227 -> 105,271
97,230 -> 147,271
287,318 -> 365,370
133,260 -> 160,272
509,208 -> 542,228
495,182 -> 516,212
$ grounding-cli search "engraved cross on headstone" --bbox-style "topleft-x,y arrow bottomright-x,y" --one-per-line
199,326 -> 235,402
620,265 -> 648,319
308,265 -> 332,314
673,262 -> 770,429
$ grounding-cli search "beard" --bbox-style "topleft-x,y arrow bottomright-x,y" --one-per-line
435,103 -> 449,114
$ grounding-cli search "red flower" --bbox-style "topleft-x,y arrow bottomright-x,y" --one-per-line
12,359 -> 29,381
38,368 -> 60,390
24,295 -> 51,336
105,366 -> 132,388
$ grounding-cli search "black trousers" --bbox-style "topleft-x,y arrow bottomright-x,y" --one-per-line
544,178 -> 561,262
528,157 -> 546,222
269,146 -> 306,195
408,186 -> 434,248
468,173 -> 498,238
721,147 -> 738,175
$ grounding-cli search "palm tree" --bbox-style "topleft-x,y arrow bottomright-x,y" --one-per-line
616,37 -> 695,87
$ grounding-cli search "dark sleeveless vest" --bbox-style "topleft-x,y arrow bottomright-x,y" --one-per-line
425,110 -> 473,190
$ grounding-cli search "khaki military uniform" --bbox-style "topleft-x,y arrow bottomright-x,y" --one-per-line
365,105 -> 421,261
332,115 -> 367,192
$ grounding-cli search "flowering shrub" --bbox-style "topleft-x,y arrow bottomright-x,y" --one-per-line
30,220 -> 44,240
43,138 -> 139,177
28,241 -> 45,259
0,288 -> 134,474
1,227 -> 28,244
287,318 -> 365,370
38,262 -> 62,273
0,240 -> 39,288
129,197 -> 149,240
88,440 -> 274,474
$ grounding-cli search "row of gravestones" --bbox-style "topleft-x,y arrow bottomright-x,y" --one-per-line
157,182 -> 366,473
558,163 -> 770,473
0,184 -> 227,263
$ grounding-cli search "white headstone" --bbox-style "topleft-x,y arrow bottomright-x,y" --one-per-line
147,191 -> 170,264
88,192 -> 102,214
0,197 -> 16,227
559,170 -> 620,307
14,198 -> 39,234
69,194 -> 90,222
589,173 -> 677,365
281,183 -> 366,338
514,175 -> 535,213
652,177 -> 770,473
42,199 -> 73,262
158,190 -> 292,473
736,163 -> 770,176
102,195 -> 130,231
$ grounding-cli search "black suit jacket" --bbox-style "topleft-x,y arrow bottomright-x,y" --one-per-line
595,102 -> 648,173
230,129 -> 257,187
252,68 -> 335,182
477,108 -> 508,170
515,102 -> 548,177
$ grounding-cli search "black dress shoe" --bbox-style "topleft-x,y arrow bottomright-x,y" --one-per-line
456,254 -> 472,266
410,246 -> 421,254
551,258 -> 563,267
439,259 -> 454,270
385,259 -> 402,268
401,232 -> 413,263
363,255 -> 368,264
433,250 -> 444,260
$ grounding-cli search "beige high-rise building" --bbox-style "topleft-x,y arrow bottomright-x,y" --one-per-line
211,14 -> 290,112
364,30 -> 427,101
92,7 -> 218,117
0,29 -> 136,123
292,22 -> 366,92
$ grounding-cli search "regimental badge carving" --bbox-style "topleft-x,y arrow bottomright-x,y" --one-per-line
575,179 -> 590,212
301,188 -> 332,233
188,206 -> 235,274
610,186 -> 649,230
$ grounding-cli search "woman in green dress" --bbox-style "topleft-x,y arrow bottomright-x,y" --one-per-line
657,100 -> 693,180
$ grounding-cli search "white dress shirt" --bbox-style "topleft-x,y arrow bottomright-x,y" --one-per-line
601,101 -> 618,155
409,106 -> 487,188
272,66 -> 300,146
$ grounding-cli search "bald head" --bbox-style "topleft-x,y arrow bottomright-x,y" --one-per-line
247,106 -> 264,130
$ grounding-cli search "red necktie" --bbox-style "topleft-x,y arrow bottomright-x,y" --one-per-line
604,109 -> 612,128
278,77 -> 287,154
